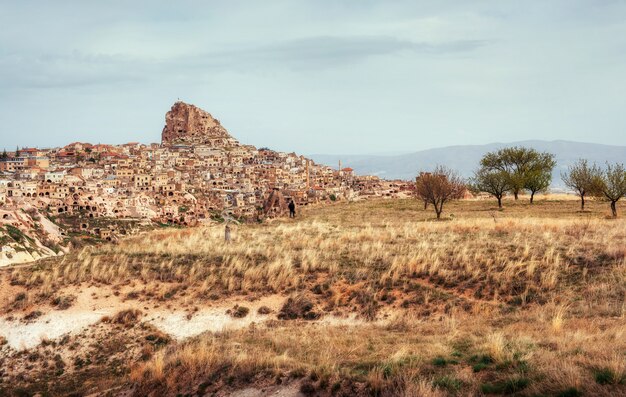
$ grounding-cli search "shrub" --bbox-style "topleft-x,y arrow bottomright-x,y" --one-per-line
432,356 -> 448,367
470,354 -> 494,372
52,295 -> 76,310
300,381 -> 316,395
278,294 -> 319,320
145,332 -> 171,348
257,306 -> 272,315
230,305 -> 250,318
105,309 -> 142,327
23,310 -> 42,321
433,376 -> 462,392
557,387 -> 583,397
481,377 -> 529,394
594,368 -> 618,385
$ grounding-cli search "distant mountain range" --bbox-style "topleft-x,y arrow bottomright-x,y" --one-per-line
309,140 -> 626,187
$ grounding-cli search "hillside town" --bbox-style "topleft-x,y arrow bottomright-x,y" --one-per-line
0,102 -> 412,254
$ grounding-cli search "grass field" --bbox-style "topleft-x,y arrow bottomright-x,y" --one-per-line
1,196 -> 625,396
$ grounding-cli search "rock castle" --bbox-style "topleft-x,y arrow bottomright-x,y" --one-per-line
0,102 -> 413,265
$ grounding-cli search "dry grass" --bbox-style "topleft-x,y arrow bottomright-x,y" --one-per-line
130,307 -> 625,396
3,198 -> 625,396
9,199 -> 625,314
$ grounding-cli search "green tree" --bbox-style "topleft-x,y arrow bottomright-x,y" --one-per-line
15,146 -> 20,158
524,152 -> 556,204
561,159 -> 602,211
470,167 -> 512,208
1,149 -> 7,160
595,163 -> 626,217
480,147 -> 555,201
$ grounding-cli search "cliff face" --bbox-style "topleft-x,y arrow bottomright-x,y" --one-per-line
161,102 -> 237,147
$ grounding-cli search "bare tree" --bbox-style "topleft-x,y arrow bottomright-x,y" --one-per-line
415,166 -> 465,219
561,159 -> 602,211
595,163 -> 626,217
470,167 -> 512,208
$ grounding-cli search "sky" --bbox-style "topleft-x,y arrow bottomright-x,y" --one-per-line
1,1 -> 625,154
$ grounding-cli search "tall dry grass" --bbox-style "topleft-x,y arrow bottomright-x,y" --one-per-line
130,306 -> 626,396
11,200 -> 625,318
4,199 -> 626,396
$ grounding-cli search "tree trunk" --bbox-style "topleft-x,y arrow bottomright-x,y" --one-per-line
424,200 -> 428,210
580,195 -> 585,211
225,225 -> 232,242
611,201 -> 617,217
497,196 -> 502,208
513,190 -> 519,200
530,191 -> 535,204
435,202 -> 443,219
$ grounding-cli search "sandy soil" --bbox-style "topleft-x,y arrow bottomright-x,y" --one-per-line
229,382 -> 304,397
148,294 -> 284,340
0,287 -> 286,350
0,284 -> 372,352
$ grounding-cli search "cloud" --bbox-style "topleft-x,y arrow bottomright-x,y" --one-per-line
0,35 -> 489,91
0,1 -> 625,151
243,36 -> 489,66
0,52 -> 145,90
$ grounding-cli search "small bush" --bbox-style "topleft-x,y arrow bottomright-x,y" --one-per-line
105,309 -> 142,327
432,356 -> 448,367
125,291 -> 140,300
557,387 -> 583,397
481,377 -> 529,394
300,380 -> 316,395
52,295 -> 76,310
24,310 -> 42,321
279,294 -> 319,320
257,306 -> 272,315
470,354 -> 493,372
433,376 -> 462,392
594,367 -> 618,385
145,332 -> 171,347
230,305 -> 250,318
473,363 -> 489,372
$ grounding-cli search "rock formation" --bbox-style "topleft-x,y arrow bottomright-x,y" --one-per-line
161,101 -> 237,147
263,189 -> 288,216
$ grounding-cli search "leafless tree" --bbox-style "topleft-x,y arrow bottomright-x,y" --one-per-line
415,166 -> 466,219
561,159 -> 602,211
595,163 -> 626,217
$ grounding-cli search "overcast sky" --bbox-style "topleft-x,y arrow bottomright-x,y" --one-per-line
1,1 -> 625,154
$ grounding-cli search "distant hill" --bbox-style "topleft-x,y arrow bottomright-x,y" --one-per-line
309,140 -> 626,187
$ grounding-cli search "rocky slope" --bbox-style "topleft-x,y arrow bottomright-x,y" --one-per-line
0,206 -> 66,267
